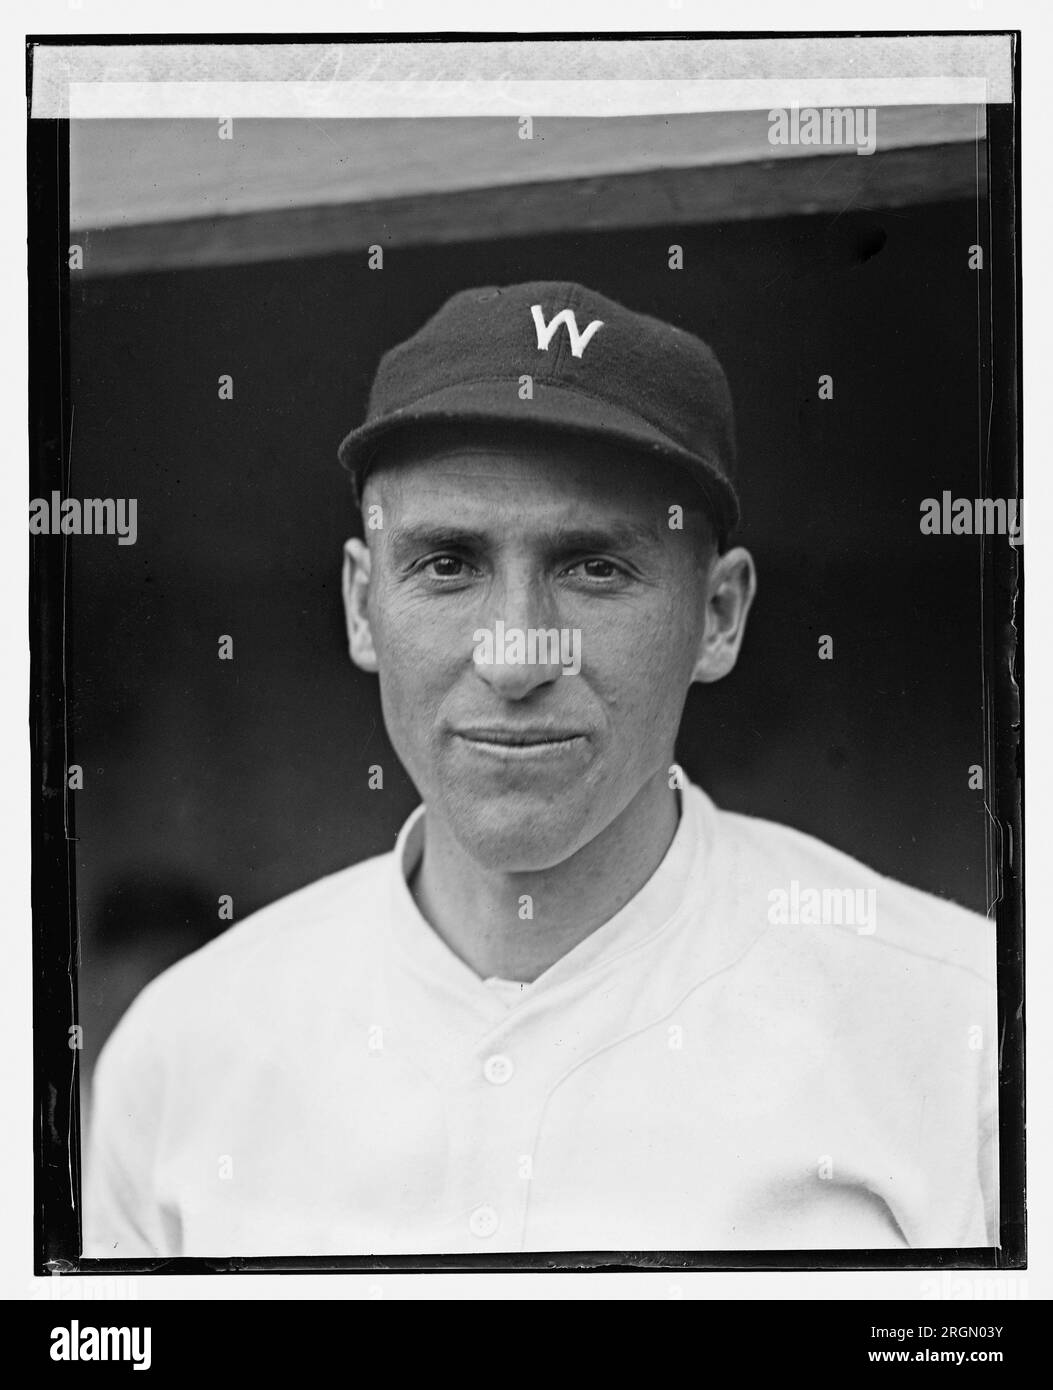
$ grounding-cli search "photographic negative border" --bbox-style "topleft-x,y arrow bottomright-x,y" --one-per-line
28,29 -> 1024,1277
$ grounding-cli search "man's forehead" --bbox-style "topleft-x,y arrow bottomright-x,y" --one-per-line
361,427 -> 719,557
365,433 -> 683,515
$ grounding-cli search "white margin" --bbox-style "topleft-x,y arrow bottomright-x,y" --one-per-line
3,0 -> 1046,1307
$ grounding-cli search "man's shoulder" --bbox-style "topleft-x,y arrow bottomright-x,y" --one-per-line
702,791 -> 994,984
109,847 -> 396,1043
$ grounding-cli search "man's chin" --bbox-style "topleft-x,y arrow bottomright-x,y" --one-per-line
442,796 -> 595,873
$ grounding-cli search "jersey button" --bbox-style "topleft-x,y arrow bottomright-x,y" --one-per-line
468,1204 -> 500,1238
483,1053 -> 515,1085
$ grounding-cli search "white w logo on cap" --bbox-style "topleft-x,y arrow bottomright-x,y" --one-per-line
530,304 -> 605,359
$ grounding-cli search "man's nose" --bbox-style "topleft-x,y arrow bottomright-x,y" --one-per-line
472,577 -> 565,699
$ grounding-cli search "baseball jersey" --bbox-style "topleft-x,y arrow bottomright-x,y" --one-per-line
83,777 -> 998,1257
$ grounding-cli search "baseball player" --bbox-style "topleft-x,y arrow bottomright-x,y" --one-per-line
84,282 -> 997,1256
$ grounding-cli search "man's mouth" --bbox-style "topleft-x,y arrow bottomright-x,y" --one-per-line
454,727 -> 587,755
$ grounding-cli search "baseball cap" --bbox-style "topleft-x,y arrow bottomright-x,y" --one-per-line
337,280 -> 741,538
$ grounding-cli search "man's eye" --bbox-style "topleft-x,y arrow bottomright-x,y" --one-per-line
423,555 -> 470,579
569,558 -> 622,580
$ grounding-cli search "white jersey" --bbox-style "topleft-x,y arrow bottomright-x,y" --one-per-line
84,778 -> 998,1256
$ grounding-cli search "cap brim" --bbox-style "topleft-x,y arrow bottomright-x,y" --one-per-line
337,379 -> 740,536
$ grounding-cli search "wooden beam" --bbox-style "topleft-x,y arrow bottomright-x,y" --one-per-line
76,140 -> 986,278
70,108 -> 985,230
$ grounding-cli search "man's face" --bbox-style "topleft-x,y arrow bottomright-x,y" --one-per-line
345,433 -> 753,871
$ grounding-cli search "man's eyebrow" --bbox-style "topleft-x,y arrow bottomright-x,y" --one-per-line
545,521 -> 664,550
386,523 -> 486,554
385,519 -> 666,555
386,519 -> 663,553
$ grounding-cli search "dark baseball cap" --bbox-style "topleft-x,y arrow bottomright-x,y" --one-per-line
338,280 -> 741,537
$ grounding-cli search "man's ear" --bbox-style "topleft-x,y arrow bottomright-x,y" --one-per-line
342,538 -> 378,673
691,546 -> 757,684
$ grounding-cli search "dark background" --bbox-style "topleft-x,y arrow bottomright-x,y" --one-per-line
70,198 -> 994,1085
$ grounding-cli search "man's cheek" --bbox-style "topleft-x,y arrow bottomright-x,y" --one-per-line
589,636 -> 693,744
373,595 -> 466,668
372,616 -> 458,739
591,617 -> 693,693
376,650 -> 442,728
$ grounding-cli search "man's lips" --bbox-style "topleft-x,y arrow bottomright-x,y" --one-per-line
455,727 -> 585,746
